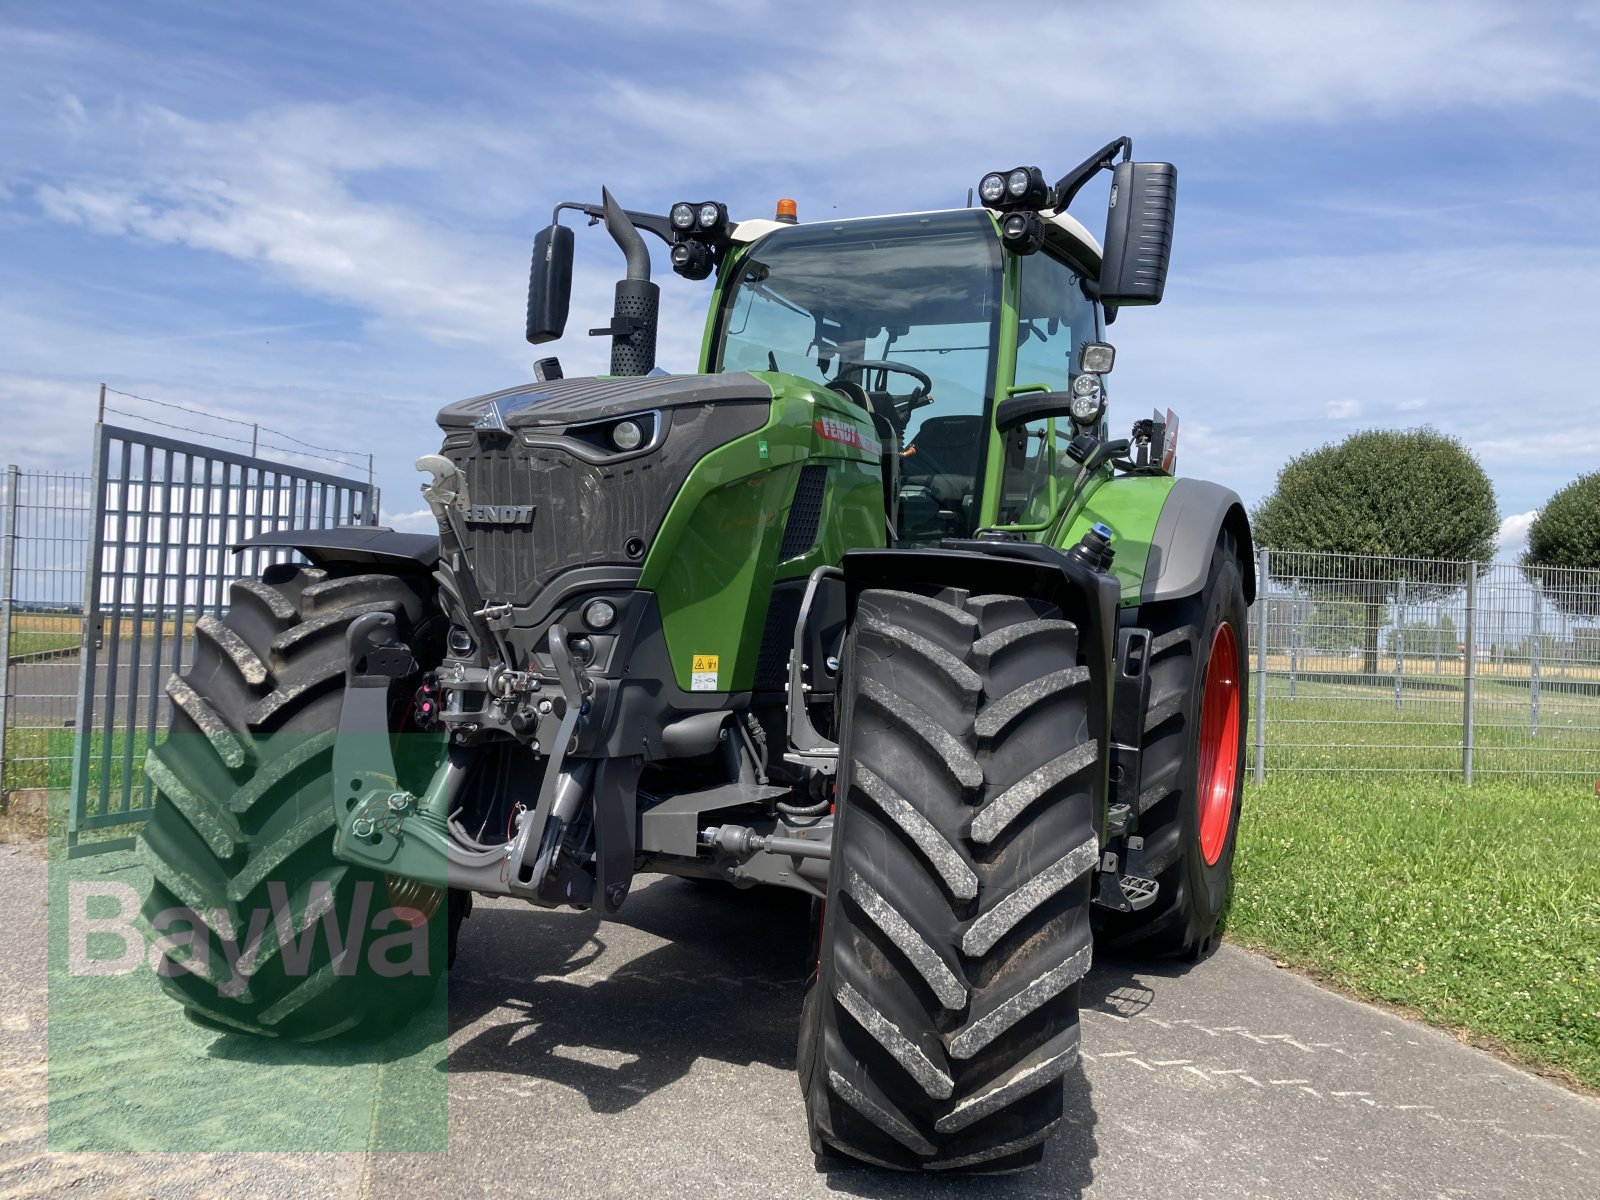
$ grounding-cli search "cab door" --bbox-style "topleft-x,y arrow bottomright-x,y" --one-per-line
987,250 -> 1102,531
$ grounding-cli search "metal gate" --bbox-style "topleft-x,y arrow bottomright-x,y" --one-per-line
66,424 -> 378,855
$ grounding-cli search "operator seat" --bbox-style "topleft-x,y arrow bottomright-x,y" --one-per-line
901,415 -> 983,511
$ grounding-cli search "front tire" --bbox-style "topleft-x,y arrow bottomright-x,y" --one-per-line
801,586 -> 1097,1171
1094,529 -> 1248,960
138,565 -> 446,1040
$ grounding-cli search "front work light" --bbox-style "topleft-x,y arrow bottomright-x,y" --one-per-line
1079,341 -> 1116,374
670,239 -> 714,280
1000,210 -> 1046,255
697,201 -> 726,231
981,166 -> 1050,211
670,202 -> 696,230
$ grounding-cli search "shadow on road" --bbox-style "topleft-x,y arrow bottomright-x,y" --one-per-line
445,877 -> 813,1113
446,876 -> 1101,1191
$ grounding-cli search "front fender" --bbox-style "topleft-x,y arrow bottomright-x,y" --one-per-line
234,525 -> 440,572
1059,475 -> 1254,606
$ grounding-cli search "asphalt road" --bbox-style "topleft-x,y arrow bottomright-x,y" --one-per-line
3,844 -> 1597,1199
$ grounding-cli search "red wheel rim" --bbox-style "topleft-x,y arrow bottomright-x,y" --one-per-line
1196,621 -> 1241,867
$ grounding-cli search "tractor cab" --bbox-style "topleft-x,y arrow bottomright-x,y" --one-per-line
707,206 -> 1117,544
709,208 -> 1006,543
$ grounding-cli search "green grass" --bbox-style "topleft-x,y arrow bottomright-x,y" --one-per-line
1229,776 -> 1600,1090
6,626 -> 80,657
1,726 -> 154,802
1255,678 -> 1600,777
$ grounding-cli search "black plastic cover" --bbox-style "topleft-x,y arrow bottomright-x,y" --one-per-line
527,223 -> 574,344
1099,161 -> 1177,306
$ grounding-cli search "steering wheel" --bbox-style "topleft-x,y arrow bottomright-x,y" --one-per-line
839,359 -> 933,431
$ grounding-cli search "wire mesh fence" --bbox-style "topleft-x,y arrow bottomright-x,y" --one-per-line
1,467 -> 93,796
6,454 -> 1599,796
1249,549 -> 1600,783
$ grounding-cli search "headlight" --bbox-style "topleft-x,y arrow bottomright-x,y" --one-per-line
1069,377 -> 1103,423
670,203 -> 696,230
979,173 -> 1007,205
1007,168 -> 1031,198
582,599 -> 617,630
612,419 -> 644,451
698,202 -> 722,229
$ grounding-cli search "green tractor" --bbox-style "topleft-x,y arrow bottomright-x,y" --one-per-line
139,137 -> 1253,1171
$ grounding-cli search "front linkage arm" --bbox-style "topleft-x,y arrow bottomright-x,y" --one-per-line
330,612 -> 640,914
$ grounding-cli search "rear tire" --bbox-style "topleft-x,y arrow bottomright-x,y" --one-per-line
138,565 -> 446,1040
801,586 -> 1097,1171
1094,529 -> 1248,960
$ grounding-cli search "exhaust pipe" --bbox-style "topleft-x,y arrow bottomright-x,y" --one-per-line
599,187 -> 659,376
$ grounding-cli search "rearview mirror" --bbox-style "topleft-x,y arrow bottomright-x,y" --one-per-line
1099,161 -> 1176,307
526,223 -> 574,344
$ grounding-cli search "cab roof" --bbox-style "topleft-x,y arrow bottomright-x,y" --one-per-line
731,207 -> 1103,276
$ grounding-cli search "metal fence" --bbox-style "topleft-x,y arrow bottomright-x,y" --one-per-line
64,424 -> 378,853
1249,549 -> 1600,783
7,462 -> 1600,821
1,467 -> 93,797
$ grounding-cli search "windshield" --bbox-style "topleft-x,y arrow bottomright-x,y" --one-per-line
712,210 -> 1003,541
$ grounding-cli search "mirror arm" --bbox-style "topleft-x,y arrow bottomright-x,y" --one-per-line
552,200 -> 681,247
1049,135 -> 1132,211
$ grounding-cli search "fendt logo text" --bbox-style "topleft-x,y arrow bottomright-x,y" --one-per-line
464,503 -> 536,525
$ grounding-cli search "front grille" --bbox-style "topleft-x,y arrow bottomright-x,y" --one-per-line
778,465 -> 828,560
447,400 -> 768,607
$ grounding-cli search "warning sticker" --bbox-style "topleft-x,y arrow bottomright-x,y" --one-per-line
691,653 -> 719,692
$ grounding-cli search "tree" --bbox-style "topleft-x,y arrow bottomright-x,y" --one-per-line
1523,471 -> 1600,620
1253,428 -> 1497,676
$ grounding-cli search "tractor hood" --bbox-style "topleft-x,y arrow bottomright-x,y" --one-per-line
431,371 -> 774,610
436,371 -> 770,432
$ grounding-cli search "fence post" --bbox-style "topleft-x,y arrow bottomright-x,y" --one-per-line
0,465 -> 17,793
1254,547 -> 1268,785
1394,576 -> 1406,710
67,426 -> 111,851
1289,601 -> 1298,700
1530,584 -> 1541,739
1462,566 -> 1476,785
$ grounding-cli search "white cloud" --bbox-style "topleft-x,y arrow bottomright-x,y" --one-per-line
384,508 -> 436,531
1326,399 -> 1363,420
33,102 -> 536,348
1497,510 -> 1537,562
601,0 -> 1598,168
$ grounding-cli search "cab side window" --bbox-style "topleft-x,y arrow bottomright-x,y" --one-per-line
1015,254 -> 1092,390
997,254 -> 1097,526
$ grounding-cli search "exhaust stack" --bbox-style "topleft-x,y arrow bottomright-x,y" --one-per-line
595,187 -> 659,376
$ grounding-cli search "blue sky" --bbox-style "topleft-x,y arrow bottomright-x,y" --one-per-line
3,0 -> 1598,557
